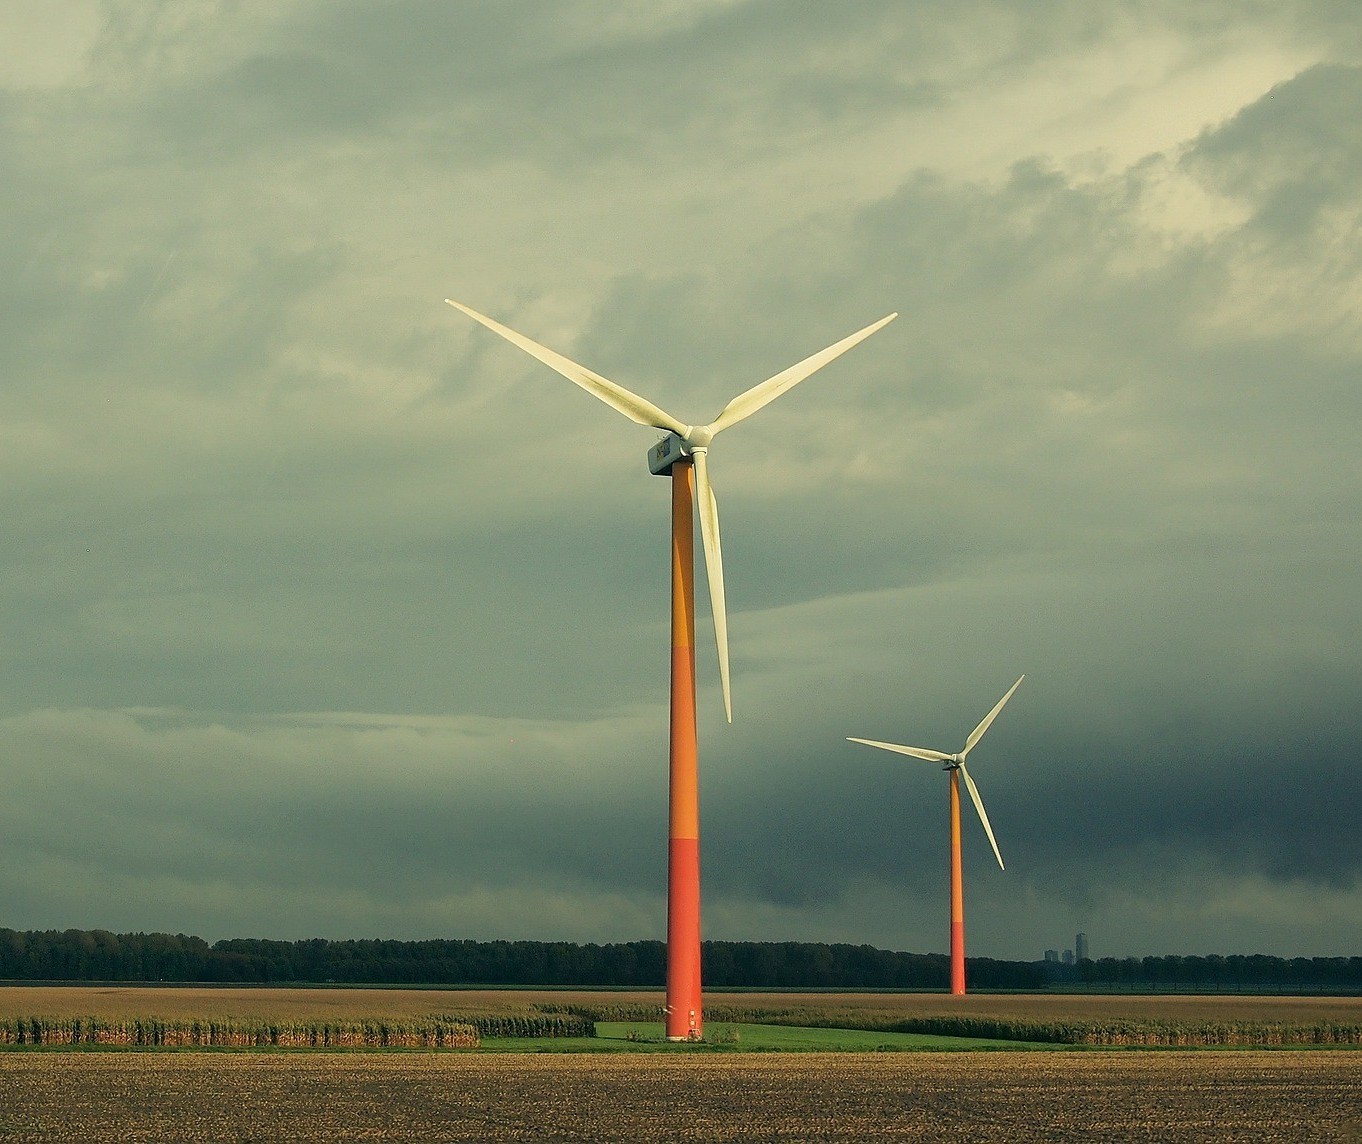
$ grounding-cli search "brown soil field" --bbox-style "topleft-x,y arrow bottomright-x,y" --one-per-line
3,985 -> 1360,1026
0,985 -> 522,1021
2,1050 -> 1360,1142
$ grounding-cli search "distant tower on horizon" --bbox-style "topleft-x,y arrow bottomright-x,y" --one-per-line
1044,949 -> 1059,963
1075,932 -> 1090,962
1062,949 -> 1074,965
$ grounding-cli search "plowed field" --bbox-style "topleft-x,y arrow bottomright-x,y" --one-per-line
2,1051 -> 1361,1142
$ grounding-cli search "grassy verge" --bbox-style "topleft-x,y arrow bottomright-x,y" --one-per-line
480,1022 -> 1059,1053
545,1003 -> 1362,1048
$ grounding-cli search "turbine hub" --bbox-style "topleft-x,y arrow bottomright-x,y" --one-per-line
683,424 -> 713,448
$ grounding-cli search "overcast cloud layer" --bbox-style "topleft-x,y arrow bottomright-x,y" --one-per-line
1,1 -> 1359,961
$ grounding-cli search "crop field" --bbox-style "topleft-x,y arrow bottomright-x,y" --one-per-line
547,980 -> 1362,1029
8,986 -> 1362,1051
4,990 -> 1360,1139
4,986 -> 1362,1048
0,985 -> 522,1022
5,985 -> 1361,1024
2,1050 -> 1361,1141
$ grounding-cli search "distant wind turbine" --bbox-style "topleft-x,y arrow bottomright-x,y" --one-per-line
848,675 -> 1023,995
448,298 -> 896,1038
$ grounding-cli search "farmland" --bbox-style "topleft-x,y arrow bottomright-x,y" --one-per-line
5,984 -> 1361,1025
2,1051 -> 1360,1141
3,986 -> 1361,1047
4,989 -> 1361,1139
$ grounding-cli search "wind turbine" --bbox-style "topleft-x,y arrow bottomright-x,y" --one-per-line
848,675 -> 1023,996
448,298 -> 895,1038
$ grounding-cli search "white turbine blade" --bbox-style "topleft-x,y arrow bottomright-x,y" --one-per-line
691,448 -> 731,723
446,300 -> 689,435
846,737 -> 954,763
707,313 -> 897,435
963,674 -> 1025,756
959,761 -> 1005,870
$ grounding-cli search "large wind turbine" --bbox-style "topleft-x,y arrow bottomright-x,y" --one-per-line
848,675 -> 1023,996
448,299 -> 895,1038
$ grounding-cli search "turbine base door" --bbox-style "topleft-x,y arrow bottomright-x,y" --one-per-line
648,433 -> 688,475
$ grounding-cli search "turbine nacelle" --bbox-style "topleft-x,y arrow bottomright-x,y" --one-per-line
648,433 -> 689,475
647,430 -> 713,476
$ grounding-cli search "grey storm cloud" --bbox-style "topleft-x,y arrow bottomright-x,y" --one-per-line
0,0 -> 1359,959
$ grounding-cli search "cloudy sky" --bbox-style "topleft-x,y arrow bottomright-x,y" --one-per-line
2,1 -> 1359,963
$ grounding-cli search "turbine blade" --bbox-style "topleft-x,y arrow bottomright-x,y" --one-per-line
447,300 -> 689,435
707,313 -> 897,435
846,737 -> 954,763
959,761 -> 1004,870
963,674 -> 1025,756
691,449 -> 731,723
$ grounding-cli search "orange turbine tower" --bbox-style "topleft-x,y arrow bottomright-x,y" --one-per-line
448,298 -> 896,1038
848,675 -> 1023,995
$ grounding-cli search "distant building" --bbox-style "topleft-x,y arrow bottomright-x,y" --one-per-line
1075,932 -> 1089,962
1044,949 -> 1059,963
1062,949 -> 1074,965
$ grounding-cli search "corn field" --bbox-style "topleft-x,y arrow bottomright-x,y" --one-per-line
0,1016 -> 478,1049
0,1011 -> 593,1048
3,988 -> 1361,1050
452,1013 -> 595,1039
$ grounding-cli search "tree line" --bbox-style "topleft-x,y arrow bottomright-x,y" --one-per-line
0,928 -> 1357,989
0,928 -> 1040,987
1061,953 -> 1362,990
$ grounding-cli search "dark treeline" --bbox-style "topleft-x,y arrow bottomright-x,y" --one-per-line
1063,954 -> 1362,991
1,928 -> 1358,990
0,928 -> 1039,987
